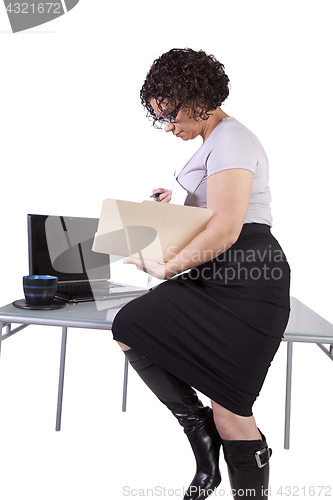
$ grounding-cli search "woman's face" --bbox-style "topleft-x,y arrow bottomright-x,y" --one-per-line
150,99 -> 204,141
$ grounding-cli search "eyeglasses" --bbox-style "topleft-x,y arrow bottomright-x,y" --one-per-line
156,103 -> 181,124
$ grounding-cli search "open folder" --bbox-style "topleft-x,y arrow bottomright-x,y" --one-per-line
93,199 -> 213,263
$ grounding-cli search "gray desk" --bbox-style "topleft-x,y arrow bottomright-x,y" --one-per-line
0,298 -> 133,431
283,296 -> 333,449
1,296 -> 333,449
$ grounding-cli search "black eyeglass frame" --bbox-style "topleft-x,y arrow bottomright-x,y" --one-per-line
155,103 -> 182,124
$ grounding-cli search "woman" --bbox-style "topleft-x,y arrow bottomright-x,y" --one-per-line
112,48 -> 290,500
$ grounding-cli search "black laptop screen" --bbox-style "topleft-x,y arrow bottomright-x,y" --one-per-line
27,214 -> 110,282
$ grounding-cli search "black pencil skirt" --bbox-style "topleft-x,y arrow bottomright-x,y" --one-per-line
112,223 -> 291,417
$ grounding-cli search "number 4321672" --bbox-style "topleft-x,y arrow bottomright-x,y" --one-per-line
6,3 -> 61,14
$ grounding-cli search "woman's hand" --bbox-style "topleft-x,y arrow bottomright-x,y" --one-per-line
152,188 -> 172,203
123,256 -> 166,280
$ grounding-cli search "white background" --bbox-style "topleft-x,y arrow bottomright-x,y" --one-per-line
0,1 -> 332,498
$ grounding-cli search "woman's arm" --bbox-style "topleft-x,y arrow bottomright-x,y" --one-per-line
164,168 -> 254,277
124,168 -> 254,279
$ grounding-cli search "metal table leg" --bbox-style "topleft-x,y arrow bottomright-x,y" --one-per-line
0,322 -> 3,361
284,341 -> 293,449
56,326 -> 68,431
122,356 -> 129,412
1,322 -> 29,360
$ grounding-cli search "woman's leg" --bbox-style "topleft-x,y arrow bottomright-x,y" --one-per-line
212,402 -> 271,500
117,343 -> 221,500
116,341 -> 131,351
211,402 -> 261,441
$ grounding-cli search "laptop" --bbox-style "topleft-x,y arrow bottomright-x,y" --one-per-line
27,214 -> 148,303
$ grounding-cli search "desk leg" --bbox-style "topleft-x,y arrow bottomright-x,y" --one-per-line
284,341 -> 293,450
0,322 -> 3,361
56,326 -> 68,431
122,356 -> 129,412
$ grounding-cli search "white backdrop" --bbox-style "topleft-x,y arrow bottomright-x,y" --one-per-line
0,1 -> 332,499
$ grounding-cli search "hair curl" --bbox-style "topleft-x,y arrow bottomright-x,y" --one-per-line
140,48 -> 230,127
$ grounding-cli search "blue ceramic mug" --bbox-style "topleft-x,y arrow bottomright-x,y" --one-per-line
23,275 -> 58,306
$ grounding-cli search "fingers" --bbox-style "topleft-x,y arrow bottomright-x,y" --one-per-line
124,257 -> 145,272
123,257 -> 140,265
160,191 -> 172,203
123,257 -> 165,279
152,189 -> 172,203
152,188 -> 166,195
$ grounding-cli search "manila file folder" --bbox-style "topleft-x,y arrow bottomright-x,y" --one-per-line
93,199 -> 213,263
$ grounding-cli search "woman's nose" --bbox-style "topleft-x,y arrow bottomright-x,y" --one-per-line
164,122 -> 175,133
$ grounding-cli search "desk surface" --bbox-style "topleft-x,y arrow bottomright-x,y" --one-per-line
0,295 -> 139,330
284,297 -> 333,343
1,295 -> 333,341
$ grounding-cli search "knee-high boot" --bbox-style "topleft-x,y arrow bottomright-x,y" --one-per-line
221,431 -> 272,499
124,348 -> 222,500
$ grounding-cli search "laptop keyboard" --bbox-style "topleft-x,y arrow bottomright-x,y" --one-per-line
58,283 -> 91,292
57,282 -> 126,294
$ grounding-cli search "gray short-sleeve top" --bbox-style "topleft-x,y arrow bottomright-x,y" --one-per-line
176,117 -> 273,226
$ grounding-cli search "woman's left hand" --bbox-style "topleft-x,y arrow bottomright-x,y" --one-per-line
123,257 -> 166,280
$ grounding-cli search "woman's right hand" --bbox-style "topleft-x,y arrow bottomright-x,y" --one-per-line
152,188 -> 172,203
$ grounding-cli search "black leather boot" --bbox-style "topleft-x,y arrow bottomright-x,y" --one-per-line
222,431 -> 272,499
124,348 -> 222,500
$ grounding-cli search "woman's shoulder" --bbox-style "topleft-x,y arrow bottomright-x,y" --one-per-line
209,117 -> 267,159
211,117 -> 258,143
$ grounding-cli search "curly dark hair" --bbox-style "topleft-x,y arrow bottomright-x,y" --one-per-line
140,48 -> 230,127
